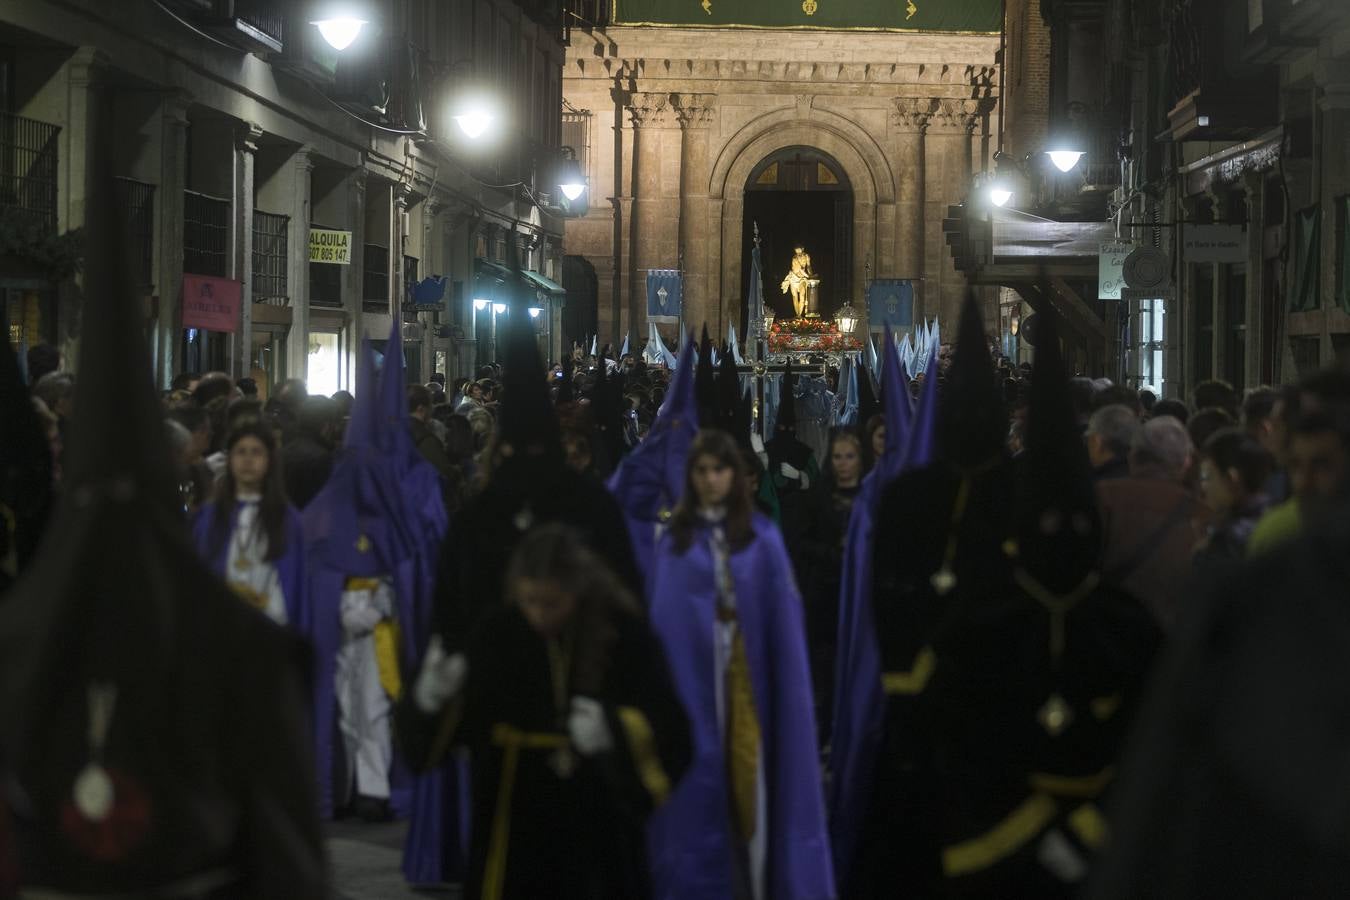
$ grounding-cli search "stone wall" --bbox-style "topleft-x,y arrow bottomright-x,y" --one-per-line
562,26 -> 1001,343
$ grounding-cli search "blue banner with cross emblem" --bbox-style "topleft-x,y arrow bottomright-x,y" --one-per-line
646,269 -> 683,324
867,279 -> 914,330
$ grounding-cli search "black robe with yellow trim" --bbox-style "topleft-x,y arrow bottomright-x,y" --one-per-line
852,458 -> 1015,898
398,605 -> 691,900
909,576 -> 1161,899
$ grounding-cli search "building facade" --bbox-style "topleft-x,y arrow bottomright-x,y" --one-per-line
560,9 -> 1003,347
0,0 -> 572,393
947,0 -> 1350,396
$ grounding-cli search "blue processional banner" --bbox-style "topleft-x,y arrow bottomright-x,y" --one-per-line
647,269 -> 683,324
867,279 -> 914,330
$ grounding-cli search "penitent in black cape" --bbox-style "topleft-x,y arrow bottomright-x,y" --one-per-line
0,167 -> 325,897
906,310 -> 1161,900
854,292 -> 1017,898
421,313 -> 643,652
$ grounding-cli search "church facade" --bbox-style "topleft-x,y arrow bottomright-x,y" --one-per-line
561,15 -> 1002,347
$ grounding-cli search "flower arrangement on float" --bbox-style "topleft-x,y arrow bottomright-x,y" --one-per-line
768,317 -> 862,353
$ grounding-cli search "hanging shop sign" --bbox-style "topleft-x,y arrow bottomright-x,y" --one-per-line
1098,241 -> 1134,300
181,274 -> 241,333
1183,224 -> 1246,263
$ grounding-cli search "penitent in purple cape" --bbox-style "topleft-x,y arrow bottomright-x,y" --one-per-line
647,514 -> 836,900
828,330 -> 937,882
300,319 -> 461,883
607,338 -> 698,585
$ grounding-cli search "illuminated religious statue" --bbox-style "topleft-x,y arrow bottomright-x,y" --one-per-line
780,245 -> 815,318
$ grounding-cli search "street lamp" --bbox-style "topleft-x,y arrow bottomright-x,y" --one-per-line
313,16 -> 366,50
528,306 -> 543,319
988,184 -> 1014,207
558,148 -> 586,202
1046,149 -> 1085,173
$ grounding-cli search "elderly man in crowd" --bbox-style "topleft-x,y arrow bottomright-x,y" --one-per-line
1097,415 -> 1208,632
1086,403 -> 1141,481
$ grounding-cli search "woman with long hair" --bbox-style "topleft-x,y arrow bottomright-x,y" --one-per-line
401,524 -> 690,899
646,429 -> 834,900
793,427 -> 866,737
192,421 -> 306,626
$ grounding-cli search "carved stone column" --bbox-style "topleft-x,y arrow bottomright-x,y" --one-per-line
418,198 -> 442,383
627,91 -> 672,342
285,148 -> 314,381
155,91 -> 191,388
926,98 -> 986,326
675,92 -> 716,333
345,169 -> 367,353
891,98 -> 937,317
233,122 -> 263,381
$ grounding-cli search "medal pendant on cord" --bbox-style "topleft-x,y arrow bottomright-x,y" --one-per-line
73,683 -> 118,823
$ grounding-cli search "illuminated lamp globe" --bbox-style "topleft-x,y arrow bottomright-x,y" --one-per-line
313,17 -> 367,51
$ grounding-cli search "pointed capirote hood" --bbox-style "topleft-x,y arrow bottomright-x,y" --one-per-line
0,326 -> 53,585
497,312 -> 562,461
877,324 -> 913,478
343,339 -> 379,448
695,324 -> 717,426
903,347 -> 939,470
1015,307 -> 1101,592
306,325 -> 447,575
0,155 -> 234,758
857,357 -> 881,429
375,315 -> 424,472
715,343 -> 744,440
608,338 -> 699,520
940,291 -> 1007,467
497,225 -> 558,454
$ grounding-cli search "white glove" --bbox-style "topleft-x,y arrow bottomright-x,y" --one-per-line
412,635 -> 468,714
567,696 -> 614,757
339,591 -> 383,636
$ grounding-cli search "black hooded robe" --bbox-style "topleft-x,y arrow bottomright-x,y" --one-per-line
400,605 -> 691,900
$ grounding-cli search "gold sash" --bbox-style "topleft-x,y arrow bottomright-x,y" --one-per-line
725,626 -> 761,844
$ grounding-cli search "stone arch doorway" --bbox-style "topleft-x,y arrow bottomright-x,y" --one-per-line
708,105 -> 895,337
741,146 -> 853,329
562,255 -> 598,354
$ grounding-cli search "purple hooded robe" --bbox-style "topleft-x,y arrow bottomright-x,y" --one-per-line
300,323 -> 460,884
647,513 -> 836,900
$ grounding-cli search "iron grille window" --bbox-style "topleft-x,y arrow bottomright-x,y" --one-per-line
252,210 -> 289,303
183,189 -> 230,277
404,255 -> 419,305
0,111 -> 60,234
363,243 -> 389,308
562,110 -> 589,178
114,177 -> 155,289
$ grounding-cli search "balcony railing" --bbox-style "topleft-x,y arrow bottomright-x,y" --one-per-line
0,112 -> 60,234
114,177 -> 155,289
183,189 -> 230,278
252,210 -> 289,305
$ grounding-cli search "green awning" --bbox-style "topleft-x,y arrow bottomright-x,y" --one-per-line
520,269 -> 565,295
474,258 -> 514,284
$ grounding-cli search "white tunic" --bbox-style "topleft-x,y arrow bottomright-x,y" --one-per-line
223,495 -> 287,626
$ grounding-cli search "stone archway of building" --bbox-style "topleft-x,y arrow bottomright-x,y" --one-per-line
708,105 -> 897,334
741,147 -> 854,329
561,254 -> 599,354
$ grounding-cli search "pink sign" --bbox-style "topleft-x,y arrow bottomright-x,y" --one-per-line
181,274 -> 241,333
